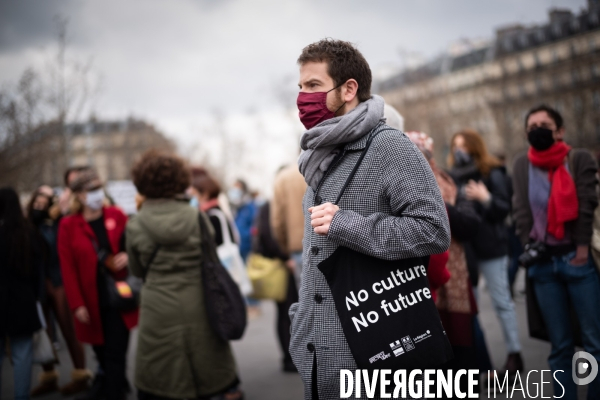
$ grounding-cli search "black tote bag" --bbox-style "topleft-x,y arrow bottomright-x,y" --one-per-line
197,212 -> 247,341
317,130 -> 453,370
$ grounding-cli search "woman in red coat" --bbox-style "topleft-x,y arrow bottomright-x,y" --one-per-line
58,169 -> 138,400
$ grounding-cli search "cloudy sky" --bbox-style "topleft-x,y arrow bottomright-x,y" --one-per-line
0,0 -> 586,189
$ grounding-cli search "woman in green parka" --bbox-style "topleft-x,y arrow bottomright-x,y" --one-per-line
127,150 -> 242,400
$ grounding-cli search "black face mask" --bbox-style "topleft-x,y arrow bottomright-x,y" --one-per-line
453,150 -> 472,167
31,209 -> 48,225
527,127 -> 555,151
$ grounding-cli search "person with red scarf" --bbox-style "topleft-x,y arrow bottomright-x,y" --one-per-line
513,104 -> 599,400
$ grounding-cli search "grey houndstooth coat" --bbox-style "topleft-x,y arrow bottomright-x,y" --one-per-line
289,123 -> 451,400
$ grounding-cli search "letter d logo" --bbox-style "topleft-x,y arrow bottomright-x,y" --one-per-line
573,351 -> 598,385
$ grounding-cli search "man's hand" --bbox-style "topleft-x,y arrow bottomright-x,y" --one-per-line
569,245 -> 589,266
309,202 -> 340,236
74,306 -> 90,324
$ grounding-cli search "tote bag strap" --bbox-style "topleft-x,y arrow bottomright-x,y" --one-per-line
334,128 -> 395,205
197,211 -> 221,264
141,245 -> 161,282
207,208 -> 234,247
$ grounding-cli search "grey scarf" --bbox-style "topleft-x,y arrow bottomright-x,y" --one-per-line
298,95 -> 385,190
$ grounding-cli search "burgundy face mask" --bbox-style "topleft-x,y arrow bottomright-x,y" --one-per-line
297,84 -> 343,130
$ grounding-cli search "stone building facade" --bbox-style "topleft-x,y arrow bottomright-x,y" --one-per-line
4,117 -> 175,191
378,1 -> 600,167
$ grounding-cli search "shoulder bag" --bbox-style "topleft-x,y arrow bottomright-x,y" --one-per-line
198,212 -> 247,341
316,129 -> 454,370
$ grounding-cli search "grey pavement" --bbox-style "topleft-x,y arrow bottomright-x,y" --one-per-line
1,270 -> 589,399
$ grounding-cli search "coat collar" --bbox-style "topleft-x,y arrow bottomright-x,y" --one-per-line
72,207 -> 120,254
343,121 -> 388,151
344,133 -> 371,151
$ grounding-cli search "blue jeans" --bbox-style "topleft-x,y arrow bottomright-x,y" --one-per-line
0,334 -> 34,400
478,255 -> 522,353
528,252 -> 600,400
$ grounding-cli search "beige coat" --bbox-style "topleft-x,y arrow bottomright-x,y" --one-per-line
271,164 -> 307,254
126,199 -> 238,398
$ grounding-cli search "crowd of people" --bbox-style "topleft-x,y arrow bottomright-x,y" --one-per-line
1,38 -> 599,400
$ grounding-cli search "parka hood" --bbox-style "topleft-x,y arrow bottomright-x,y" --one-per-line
136,199 -> 197,246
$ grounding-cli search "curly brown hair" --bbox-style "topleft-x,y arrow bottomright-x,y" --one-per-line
132,150 -> 190,199
298,38 -> 372,102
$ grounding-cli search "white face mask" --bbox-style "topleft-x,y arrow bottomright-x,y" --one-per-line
85,188 -> 105,210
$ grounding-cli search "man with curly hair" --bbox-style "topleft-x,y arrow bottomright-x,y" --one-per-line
289,39 -> 451,399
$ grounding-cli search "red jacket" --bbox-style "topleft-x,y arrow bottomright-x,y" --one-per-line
58,206 -> 138,345
427,251 -> 451,302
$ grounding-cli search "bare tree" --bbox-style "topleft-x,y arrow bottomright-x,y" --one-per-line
0,15 -> 101,191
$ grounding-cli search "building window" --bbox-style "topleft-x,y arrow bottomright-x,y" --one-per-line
553,74 -> 562,90
519,84 -> 527,97
503,37 -> 513,52
555,100 -> 563,113
574,96 -> 583,113
552,23 -> 562,37
572,69 -> 580,86
519,33 -> 528,47
536,76 -> 544,92
536,29 -> 545,42
593,91 -> 600,110
593,64 -> 600,79
552,48 -> 559,63
533,51 -> 541,67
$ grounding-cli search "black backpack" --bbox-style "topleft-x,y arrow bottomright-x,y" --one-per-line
198,212 -> 247,341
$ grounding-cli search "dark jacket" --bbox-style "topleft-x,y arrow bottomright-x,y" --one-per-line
252,202 -> 288,261
447,200 -> 482,286
451,165 -> 511,260
0,225 -> 42,336
127,200 -> 238,398
39,220 -> 62,288
512,148 -> 598,345
512,149 -> 599,247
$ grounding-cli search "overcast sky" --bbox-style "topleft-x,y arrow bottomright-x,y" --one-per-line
0,0 -> 586,189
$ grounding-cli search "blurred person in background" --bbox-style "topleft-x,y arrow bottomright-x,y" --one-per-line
448,129 -> 523,377
229,179 -> 256,262
407,131 -> 482,395
253,197 -> 299,373
26,188 -> 90,397
190,167 -> 240,247
382,103 -> 404,132
127,150 -> 242,400
58,169 -> 137,400
271,165 -> 307,290
58,166 -> 91,216
513,104 -> 600,400
0,187 -> 43,400
229,178 -> 260,316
